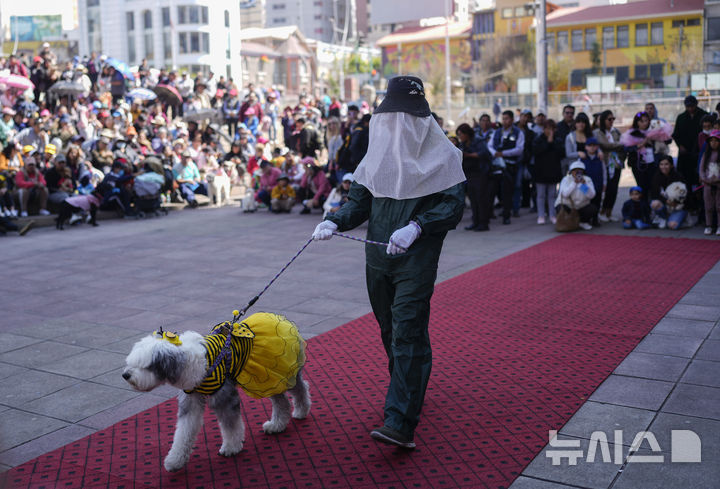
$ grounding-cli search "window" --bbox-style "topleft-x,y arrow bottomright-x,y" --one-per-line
314,14 -> 322,19
87,0 -> 99,6
585,28 -> 596,50
201,7 -> 208,24
202,32 -> 209,53
179,32 -> 187,53
557,31 -> 568,52
224,10 -> 230,27
603,26 -> 614,49
501,8 -> 512,18
190,32 -> 200,52
616,25 -> 629,48
687,18 -> 700,27
571,29 -> 583,51
163,31 -> 172,60
650,63 -> 663,82
672,20 -> 685,28
635,64 -> 648,79
615,66 -> 629,83
189,6 -> 199,23
162,7 -> 170,27
635,23 -> 648,46
273,17 -> 287,24
547,31 -> 555,52
651,22 -> 663,45
144,32 -> 154,59
709,18 -> 720,41
177,6 -> 186,24
143,10 -> 152,29
126,12 -> 136,64
272,4 -> 286,9
514,6 -> 525,17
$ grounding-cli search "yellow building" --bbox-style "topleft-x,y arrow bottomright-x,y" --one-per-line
545,0 -> 703,88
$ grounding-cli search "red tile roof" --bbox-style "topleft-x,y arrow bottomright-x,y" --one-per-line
547,0 -> 703,27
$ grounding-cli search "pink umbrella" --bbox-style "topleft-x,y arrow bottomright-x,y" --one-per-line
0,74 -> 34,91
153,84 -> 183,105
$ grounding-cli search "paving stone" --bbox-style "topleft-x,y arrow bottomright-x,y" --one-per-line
666,304 -> 720,322
680,359 -> 720,388
0,341 -> 88,368
521,435 -> 625,488
589,375 -> 674,410
0,409 -> 68,452
612,413 -> 720,489
34,350 -> 127,380
0,333 -> 39,354
508,476 -> 582,488
634,334 -> 703,358
53,324 -> 147,349
662,384 -> 720,420
558,401 -> 655,445
678,290 -> 720,306
15,318 -> 99,339
709,326 -> 720,341
0,363 -> 28,381
21,383 -> 140,423
695,339 -> 720,362
0,370 -> 79,408
651,318 -> 716,339
0,424 -> 95,468
614,352 -> 689,382
79,393 -> 170,430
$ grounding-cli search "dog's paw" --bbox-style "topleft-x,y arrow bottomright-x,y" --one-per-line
262,420 -> 287,434
163,452 -> 188,472
219,442 -> 243,457
292,404 -> 310,419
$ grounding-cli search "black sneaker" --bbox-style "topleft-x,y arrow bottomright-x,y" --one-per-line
300,207 -> 311,215
474,224 -> 489,231
370,426 -> 416,449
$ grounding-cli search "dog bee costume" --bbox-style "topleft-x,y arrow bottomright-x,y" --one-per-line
160,312 -> 306,398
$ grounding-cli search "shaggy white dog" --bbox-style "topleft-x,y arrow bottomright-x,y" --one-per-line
665,181 -> 687,211
206,171 -> 232,207
123,324 -> 311,472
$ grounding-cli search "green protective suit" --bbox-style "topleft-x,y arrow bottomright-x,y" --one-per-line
326,181 -> 465,437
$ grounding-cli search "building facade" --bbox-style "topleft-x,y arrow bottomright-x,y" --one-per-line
545,0 -> 703,88
704,0 -> 720,72
77,0 -> 243,79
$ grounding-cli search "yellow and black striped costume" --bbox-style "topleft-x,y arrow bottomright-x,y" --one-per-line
187,312 -> 306,399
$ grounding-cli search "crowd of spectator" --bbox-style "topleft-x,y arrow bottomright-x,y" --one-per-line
1,45 -> 718,238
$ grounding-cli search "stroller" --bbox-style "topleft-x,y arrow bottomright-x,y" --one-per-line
133,157 -> 169,217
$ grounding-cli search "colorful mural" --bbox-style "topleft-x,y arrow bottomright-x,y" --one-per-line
381,38 -> 473,78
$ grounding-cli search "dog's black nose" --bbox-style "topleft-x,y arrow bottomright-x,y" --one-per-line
122,371 -> 131,380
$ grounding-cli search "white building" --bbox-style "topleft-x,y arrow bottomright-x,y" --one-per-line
77,0 -> 243,79
240,0 -> 268,29
266,0 -> 365,44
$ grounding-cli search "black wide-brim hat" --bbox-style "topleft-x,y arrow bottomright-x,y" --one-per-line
375,76 -> 431,118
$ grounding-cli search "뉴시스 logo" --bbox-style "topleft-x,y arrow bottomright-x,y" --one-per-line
546,430 -> 702,465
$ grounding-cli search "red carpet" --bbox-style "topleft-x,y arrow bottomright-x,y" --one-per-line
6,235 -> 719,489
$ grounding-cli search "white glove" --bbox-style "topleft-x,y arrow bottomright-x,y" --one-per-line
387,221 -> 421,255
312,220 -> 337,241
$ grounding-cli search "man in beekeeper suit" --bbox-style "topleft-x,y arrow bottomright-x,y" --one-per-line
312,76 -> 465,448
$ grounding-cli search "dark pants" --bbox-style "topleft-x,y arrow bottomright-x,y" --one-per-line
466,174 -> 493,228
556,203 -> 597,224
502,164 -> 518,219
590,193 -> 602,223
366,266 -> 437,437
226,118 -> 239,139
602,167 -> 621,212
179,182 -> 208,203
630,162 -> 657,203
257,189 -> 271,207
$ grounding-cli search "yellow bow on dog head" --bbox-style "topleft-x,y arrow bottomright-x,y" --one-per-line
154,327 -> 182,346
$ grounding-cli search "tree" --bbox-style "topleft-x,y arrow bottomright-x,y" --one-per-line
502,56 -> 533,92
667,30 -> 704,88
590,42 -> 602,75
547,50 -> 571,91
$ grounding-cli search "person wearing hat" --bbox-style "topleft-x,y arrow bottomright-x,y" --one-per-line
673,95 -> 708,190
621,186 -> 652,230
173,149 -> 206,208
14,156 -> 50,217
322,173 -> 354,217
298,157 -> 331,214
0,107 -> 16,146
555,161 -> 597,230
45,153 -> 76,206
580,137 -> 605,226
270,173 -> 295,213
312,76 -> 466,448
223,88 -> 242,138
14,118 -> 48,157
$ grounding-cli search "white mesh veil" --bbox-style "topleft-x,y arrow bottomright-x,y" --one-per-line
353,112 -> 465,200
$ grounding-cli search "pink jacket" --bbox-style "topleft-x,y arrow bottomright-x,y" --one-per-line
300,170 -> 331,200
65,194 -> 100,212
259,167 -> 281,191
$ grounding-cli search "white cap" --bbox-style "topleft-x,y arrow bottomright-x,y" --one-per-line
342,173 -> 354,182
569,161 -> 585,172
